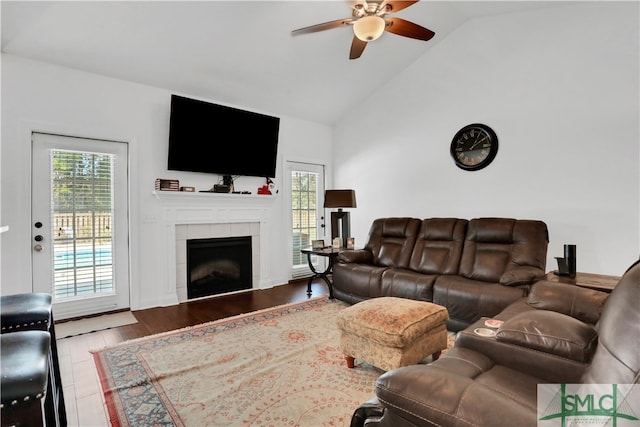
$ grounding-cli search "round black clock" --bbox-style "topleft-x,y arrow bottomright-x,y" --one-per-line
450,123 -> 498,171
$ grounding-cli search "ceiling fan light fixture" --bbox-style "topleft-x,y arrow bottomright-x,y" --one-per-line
353,15 -> 385,41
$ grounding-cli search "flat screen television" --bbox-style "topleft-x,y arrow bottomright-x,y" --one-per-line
168,94 -> 280,178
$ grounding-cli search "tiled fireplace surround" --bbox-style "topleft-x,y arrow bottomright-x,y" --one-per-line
154,192 -> 275,304
175,222 -> 259,301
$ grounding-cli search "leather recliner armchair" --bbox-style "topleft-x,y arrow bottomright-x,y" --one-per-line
351,260 -> 640,427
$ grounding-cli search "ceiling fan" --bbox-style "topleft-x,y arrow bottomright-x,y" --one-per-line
291,0 -> 435,60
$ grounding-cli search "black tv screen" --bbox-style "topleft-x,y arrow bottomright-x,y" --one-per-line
168,95 -> 280,178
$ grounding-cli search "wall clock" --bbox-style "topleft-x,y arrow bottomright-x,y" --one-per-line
450,123 -> 498,171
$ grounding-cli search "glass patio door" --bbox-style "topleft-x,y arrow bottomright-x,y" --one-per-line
287,162 -> 326,279
31,132 -> 130,320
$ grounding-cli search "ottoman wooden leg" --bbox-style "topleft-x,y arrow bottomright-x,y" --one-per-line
345,355 -> 355,368
432,350 -> 442,361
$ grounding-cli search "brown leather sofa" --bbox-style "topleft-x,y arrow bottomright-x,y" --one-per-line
350,260 -> 640,427
333,217 -> 549,331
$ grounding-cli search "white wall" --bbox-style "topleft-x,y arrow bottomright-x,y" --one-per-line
2,2 -> 637,308
333,2 -> 639,276
1,54 -> 333,308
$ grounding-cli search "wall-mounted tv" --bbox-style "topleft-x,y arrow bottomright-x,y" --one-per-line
168,94 -> 280,178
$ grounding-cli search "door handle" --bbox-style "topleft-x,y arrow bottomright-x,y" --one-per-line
34,223 -> 44,251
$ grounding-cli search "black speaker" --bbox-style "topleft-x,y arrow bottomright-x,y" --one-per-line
564,244 -> 576,278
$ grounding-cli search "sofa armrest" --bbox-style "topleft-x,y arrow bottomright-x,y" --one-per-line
500,265 -> 544,286
526,280 -> 608,324
455,320 -> 589,382
338,249 -> 373,264
496,310 -> 598,363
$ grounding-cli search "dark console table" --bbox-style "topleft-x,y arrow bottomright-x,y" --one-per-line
544,271 -> 620,293
300,247 -> 343,299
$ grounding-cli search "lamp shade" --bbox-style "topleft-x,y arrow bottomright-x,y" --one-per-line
324,190 -> 357,209
353,16 -> 385,42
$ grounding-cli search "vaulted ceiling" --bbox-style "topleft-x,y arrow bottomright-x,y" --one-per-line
1,1 -> 557,125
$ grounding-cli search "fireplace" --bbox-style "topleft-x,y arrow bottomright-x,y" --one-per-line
187,236 -> 252,299
152,191 -> 275,308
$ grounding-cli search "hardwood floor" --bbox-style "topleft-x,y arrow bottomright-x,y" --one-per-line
56,278 -> 328,426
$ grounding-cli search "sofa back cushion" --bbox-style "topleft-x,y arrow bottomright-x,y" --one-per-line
581,260 -> 640,384
364,218 -> 421,268
458,218 -> 549,282
527,280 -> 608,324
409,218 -> 468,274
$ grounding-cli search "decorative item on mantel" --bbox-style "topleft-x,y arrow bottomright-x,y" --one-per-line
324,189 -> 357,248
257,177 -> 277,195
155,179 -> 179,191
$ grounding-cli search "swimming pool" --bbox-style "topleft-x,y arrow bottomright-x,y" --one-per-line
54,247 -> 112,269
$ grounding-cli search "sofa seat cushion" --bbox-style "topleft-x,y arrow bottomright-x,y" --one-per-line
380,268 -> 437,301
434,275 -> 527,331
496,310 -> 598,363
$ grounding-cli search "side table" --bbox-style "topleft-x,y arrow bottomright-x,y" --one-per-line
300,247 -> 341,299
544,271 -> 620,293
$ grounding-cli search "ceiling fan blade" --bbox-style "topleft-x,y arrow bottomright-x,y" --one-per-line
383,1 -> 419,13
291,18 -> 354,36
385,17 -> 435,41
349,36 -> 367,59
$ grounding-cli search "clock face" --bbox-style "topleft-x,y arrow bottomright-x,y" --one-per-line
450,124 -> 498,171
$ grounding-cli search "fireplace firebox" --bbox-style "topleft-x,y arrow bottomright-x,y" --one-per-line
187,236 -> 252,299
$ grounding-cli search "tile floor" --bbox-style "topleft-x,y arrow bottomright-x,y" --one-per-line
57,329 -> 119,426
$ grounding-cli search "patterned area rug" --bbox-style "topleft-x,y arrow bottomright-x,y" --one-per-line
93,297 -> 455,426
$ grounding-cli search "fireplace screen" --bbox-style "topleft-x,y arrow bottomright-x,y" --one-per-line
187,236 -> 252,299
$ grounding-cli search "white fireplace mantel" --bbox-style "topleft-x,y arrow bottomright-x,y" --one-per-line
152,190 -> 276,202
153,190 -> 277,306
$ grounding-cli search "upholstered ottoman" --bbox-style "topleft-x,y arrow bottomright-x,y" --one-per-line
336,297 -> 449,371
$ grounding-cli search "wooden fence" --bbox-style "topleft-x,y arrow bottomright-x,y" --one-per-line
53,212 -> 111,240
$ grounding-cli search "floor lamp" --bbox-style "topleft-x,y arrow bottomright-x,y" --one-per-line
324,189 -> 357,248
